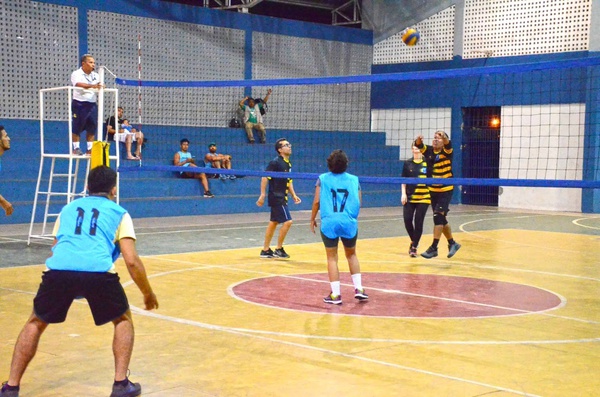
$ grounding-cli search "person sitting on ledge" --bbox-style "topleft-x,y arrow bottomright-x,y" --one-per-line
105,107 -> 144,160
173,138 -> 214,198
204,142 -> 235,180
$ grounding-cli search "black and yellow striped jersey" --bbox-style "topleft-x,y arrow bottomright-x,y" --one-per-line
401,159 -> 431,204
418,142 -> 454,193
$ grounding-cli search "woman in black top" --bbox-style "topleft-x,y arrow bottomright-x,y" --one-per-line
401,145 -> 431,257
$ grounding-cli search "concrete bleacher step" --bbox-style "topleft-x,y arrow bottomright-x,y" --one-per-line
2,121 -> 403,224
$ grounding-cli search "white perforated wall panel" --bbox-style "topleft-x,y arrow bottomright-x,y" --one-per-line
0,0 -> 78,120
370,108 -> 452,159
464,0 -> 591,59
253,33 -> 372,79
373,6 -> 455,65
88,11 -> 246,127
252,32 -> 373,132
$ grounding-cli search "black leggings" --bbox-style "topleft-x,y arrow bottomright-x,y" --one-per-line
403,202 -> 429,247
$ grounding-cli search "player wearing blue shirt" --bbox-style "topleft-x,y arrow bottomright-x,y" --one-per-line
174,138 -> 214,198
1,166 -> 158,397
310,150 -> 368,305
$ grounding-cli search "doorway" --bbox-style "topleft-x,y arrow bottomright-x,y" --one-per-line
461,106 -> 501,206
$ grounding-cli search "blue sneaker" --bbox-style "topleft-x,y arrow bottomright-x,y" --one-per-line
421,246 -> 438,259
323,292 -> 342,305
110,378 -> 141,397
447,242 -> 461,258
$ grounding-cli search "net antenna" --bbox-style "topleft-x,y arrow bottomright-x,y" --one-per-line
136,33 -> 143,167
99,65 -> 119,145
98,65 -> 121,201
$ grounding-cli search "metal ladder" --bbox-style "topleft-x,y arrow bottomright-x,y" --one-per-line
27,153 -> 91,244
28,80 -> 119,245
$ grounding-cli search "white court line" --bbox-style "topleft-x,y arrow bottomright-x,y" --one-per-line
0,250 -> 585,397
129,305 -> 544,397
226,273 -> 576,321
1,280 -> 596,349
0,236 -> 40,244
132,213 -> 498,236
572,216 -> 600,230
457,215 -> 600,253
130,300 -> 600,347
128,258 -> 600,328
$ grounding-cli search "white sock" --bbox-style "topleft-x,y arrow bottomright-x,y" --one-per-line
73,142 -> 80,150
330,281 -> 341,297
87,142 -> 93,151
351,273 -> 362,290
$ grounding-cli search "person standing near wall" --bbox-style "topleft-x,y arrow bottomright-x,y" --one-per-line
0,126 -> 13,216
240,89 -> 272,144
401,144 -> 430,257
256,138 -> 301,259
0,166 -> 158,397
415,131 -> 461,259
71,54 -> 103,156
310,150 -> 368,305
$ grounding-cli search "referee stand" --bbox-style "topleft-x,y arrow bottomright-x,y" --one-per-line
28,67 -> 120,245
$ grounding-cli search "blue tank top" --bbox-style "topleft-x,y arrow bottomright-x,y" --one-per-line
46,196 -> 127,272
318,172 -> 360,239
178,151 -> 192,174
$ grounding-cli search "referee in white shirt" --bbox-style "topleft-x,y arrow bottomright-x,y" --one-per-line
70,54 -> 103,155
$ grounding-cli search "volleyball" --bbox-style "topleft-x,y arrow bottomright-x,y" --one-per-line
402,28 -> 420,46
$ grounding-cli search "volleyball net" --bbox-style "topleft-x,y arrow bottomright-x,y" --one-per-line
108,56 -> 600,196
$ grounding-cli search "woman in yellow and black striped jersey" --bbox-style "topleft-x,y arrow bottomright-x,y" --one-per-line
414,131 -> 461,259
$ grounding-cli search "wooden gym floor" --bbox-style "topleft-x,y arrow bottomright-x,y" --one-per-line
1,206 -> 599,396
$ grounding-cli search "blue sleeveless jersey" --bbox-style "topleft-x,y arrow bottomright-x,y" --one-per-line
318,172 -> 360,239
46,196 -> 127,272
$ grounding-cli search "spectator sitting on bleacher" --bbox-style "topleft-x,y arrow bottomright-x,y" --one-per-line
173,138 -> 214,198
105,107 -> 144,160
204,142 -> 235,180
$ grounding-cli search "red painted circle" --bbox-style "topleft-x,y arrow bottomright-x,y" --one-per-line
231,273 -> 562,317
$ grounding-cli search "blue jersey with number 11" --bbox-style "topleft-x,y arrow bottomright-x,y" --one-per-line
46,196 -> 127,272
318,172 -> 360,239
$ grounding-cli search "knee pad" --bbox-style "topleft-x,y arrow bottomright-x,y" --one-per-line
433,212 -> 447,226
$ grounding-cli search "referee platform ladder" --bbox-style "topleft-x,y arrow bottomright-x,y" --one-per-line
27,84 -> 120,245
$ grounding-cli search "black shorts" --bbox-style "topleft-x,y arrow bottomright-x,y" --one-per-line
71,100 -> 98,136
270,204 -> 292,224
430,190 -> 453,214
320,230 -> 358,249
33,270 -> 130,326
